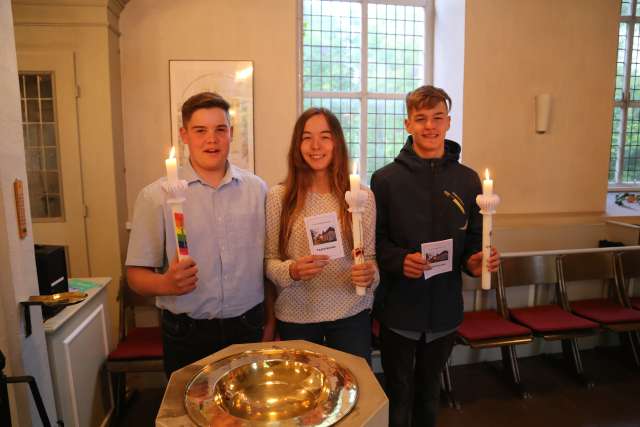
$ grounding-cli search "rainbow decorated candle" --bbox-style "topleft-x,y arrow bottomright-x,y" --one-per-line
173,212 -> 189,257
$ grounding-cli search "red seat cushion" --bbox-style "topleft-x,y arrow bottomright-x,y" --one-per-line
458,310 -> 531,342
510,305 -> 598,333
108,327 -> 163,360
372,319 -> 381,338
571,298 -> 640,324
631,297 -> 640,311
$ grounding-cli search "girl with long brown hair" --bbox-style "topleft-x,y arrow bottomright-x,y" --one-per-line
265,107 -> 379,361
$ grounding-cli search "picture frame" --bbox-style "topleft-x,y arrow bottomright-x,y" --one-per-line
169,60 -> 255,171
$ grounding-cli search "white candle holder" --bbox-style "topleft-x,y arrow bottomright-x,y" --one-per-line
345,190 -> 368,296
163,180 -> 190,261
475,193 -> 501,290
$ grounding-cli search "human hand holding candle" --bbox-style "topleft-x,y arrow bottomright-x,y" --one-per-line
465,247 -> 500,278
161,256 -> 198,295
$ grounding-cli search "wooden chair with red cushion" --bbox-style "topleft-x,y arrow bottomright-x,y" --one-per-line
559,251 -> 640,367
456,272 -> 533,400
500,254 -> 599,388
105,279 -> 164,419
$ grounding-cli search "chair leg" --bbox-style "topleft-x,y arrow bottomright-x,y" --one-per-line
501,346 -> 530,399
626,331 -> 640,368
561,338 -> 594,389
111,372 -> 125,419
440,360 -> 460,410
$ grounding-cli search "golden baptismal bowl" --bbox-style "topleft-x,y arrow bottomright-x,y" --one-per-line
184,348 -> 358,426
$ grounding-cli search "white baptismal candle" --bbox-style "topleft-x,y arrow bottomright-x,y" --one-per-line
480,168 -> 493,290
349,160 -> 366,296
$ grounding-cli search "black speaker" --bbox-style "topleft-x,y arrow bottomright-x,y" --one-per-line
34,245 -> 69,319
34,245 -> 68,295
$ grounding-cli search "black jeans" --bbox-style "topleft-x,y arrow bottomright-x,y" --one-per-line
161,303 -> 264,376
380,326 -> 456,427
277,310 -> 372,363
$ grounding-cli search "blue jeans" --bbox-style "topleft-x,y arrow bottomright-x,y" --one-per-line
277,310 -> 372,363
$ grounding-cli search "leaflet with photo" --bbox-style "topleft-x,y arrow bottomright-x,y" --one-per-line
421,238 -> 453,280
303,212 -> 345,260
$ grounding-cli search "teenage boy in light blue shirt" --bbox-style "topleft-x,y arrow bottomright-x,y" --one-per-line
126,92 -> 269,375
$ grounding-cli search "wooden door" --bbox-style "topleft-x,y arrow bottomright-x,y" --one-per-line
18,51 -> 90,277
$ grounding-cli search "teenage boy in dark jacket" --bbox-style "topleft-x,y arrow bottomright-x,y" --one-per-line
371,85 -> 500,427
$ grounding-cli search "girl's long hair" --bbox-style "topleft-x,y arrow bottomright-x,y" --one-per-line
279,107 -> 352,259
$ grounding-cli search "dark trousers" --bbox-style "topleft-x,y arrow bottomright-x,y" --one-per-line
380,326 -> 456,427
277,310 -> 372,363
161,303 -> 264,377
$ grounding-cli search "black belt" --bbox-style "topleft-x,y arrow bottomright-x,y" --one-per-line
162,303 -> 263,328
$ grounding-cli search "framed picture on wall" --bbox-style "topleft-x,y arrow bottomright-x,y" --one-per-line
169,60 -> 255,171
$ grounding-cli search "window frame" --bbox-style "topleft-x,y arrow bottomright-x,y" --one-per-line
611,0 -> 640,190
297,0 -> 433,182
19,71 -> 65,222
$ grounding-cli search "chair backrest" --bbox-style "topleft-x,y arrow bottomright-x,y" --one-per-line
499,255 -> 558,287
617,250 -> 640,279
558,251 -> 616,282
615,249 -> 640,306
557,251 -> 622,305
118,278 -> 158,341
496,255 -> 558,315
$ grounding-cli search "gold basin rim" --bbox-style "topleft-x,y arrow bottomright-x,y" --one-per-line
28,291 -> 88,306
184,347 -> 359,427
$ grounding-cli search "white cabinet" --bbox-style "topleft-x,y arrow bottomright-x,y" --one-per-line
44,278 -> 112,427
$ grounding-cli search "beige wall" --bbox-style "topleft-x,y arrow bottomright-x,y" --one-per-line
120,0 -> 298,216
121,0 -> 624,222
462,0 -> 619,216
119,0 -> 634,254
12,0 -> 129,342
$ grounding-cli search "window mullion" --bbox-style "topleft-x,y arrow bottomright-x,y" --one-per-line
305,91 -> 362,98
617,16 -> 636,184
360,0 -> 368,181
364,92 -> 405,100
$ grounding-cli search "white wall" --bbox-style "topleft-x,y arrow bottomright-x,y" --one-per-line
120,0 -> 298,217
0,1 -> 57,424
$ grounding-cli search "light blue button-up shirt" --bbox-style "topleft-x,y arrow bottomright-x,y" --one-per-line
126,162 -> 267,319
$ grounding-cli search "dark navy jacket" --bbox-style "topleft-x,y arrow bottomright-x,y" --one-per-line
370,136 -> 483,332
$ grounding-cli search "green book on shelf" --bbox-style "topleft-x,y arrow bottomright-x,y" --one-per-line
68,278 -> 98,292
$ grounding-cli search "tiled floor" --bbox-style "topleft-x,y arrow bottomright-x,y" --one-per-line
115,346 -> 640,427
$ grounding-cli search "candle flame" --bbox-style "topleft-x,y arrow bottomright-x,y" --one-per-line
352,159 -> 359,175
485,168 -> 490,180
169,146 -> 176,159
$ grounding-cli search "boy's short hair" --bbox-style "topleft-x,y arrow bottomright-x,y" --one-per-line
406,85 -> 452,114
181,92 -> 230,126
